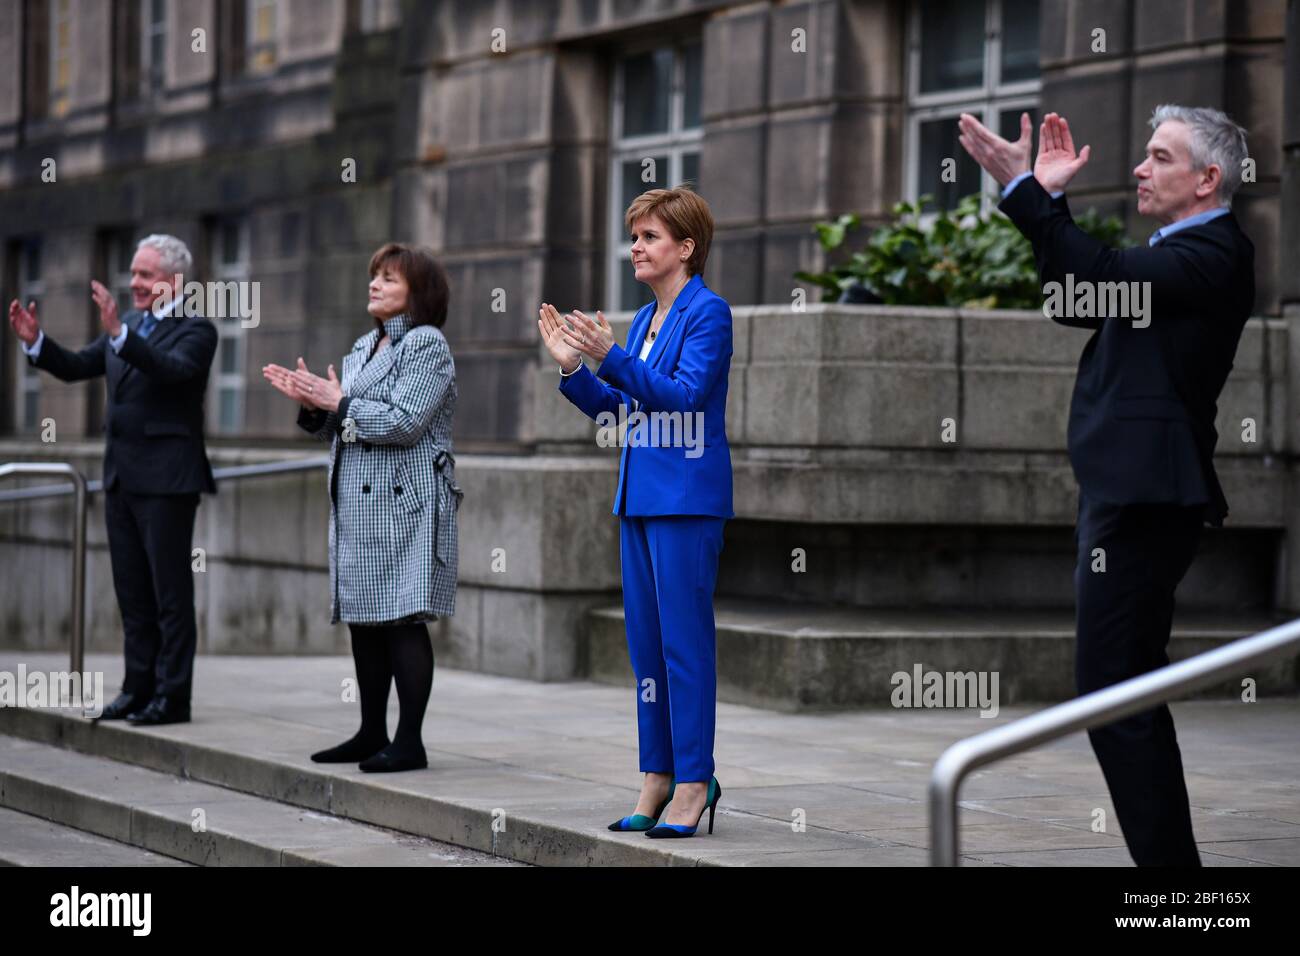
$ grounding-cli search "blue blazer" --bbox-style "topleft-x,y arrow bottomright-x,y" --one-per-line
558,274 -> 734,518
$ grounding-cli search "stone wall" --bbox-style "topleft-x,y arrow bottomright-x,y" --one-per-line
1,305 -> 1291,677
0,0 -> 1294,451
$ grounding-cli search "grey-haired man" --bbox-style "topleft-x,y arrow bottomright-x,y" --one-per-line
8,234 -> 218,725
958,105 -> 1255,866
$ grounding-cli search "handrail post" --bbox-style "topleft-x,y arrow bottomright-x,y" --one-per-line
70,469 -> 86,680
0,462 -> 88,687
929,745 -> 968,866
0,455 -> 328,696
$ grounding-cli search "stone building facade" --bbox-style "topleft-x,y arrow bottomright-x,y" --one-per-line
1,0 -> 1294,449
1,2 -> 1298,693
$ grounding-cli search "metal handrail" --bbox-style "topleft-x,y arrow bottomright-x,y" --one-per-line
0,463 -> 88,679
0,455 -> 329,504
0,456 -> 328,686
928,616 -> 1300,865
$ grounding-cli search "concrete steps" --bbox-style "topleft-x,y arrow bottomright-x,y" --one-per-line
0,732 -> 521,867
0,707 -> 799,866
0,805 -> 192,867
3,654 -> 1297,867
0,702 -> 965,867
585,599 -> 1294,711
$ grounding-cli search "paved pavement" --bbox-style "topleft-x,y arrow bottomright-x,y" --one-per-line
1,652 -> 1296,865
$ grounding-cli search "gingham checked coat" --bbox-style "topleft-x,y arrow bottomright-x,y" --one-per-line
298,313 -> 462,625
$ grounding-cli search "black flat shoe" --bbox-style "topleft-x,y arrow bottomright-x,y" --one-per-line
126,695 -> 191,726
95,693 -> 151,721
311,733 -> 391,763
358,744 -> 427,773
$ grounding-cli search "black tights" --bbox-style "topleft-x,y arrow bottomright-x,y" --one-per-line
311,622 -> 434,763
353,621 -> 434,754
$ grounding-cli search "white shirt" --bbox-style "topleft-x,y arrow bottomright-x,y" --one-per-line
631,325 -> 661,411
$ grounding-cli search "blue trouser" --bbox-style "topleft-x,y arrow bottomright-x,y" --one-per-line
619,514 -> 726,783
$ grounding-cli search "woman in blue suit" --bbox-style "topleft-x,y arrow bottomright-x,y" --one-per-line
538,187 -> 732,838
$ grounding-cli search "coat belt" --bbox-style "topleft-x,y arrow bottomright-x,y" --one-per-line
432,448 -> 463,565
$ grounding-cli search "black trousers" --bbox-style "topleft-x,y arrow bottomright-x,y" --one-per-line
104,489 -> 201,702
1074,492 -> 1205,867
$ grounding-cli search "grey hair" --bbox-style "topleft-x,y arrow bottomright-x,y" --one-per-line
136,234 -> 193,276
1149,104 -> 1250,206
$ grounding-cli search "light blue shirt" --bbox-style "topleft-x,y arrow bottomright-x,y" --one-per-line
1001,171 -> 1063,200
22,295 -> 180,360
1148,207 -> 1230,246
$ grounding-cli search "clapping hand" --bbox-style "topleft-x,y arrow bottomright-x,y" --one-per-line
537,303 -> 584,372
89,280 -> 122,337
7,299 -> 40,346
957,111 -> 1034,188
263,357 -> 344,412
958,110 -> 1091,195
1032,112 -> 1092,195
562,308 -> 614,363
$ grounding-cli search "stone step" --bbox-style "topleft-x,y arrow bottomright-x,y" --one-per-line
0,733 -> 523,867
0,707 -> 838,866
0,805 -> 193,867
4,654 -> 1297,867
0,701 -> 961,867
585,599 -> 1293,712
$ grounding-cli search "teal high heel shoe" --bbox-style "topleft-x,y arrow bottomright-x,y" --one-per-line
645,777 -> 721,838
608,777 -> 676,832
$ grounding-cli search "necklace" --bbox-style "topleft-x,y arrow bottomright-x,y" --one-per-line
648,277 -> 688,341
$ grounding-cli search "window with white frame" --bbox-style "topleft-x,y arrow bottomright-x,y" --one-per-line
905,0 -> 1041,212
608,41 -> 702,311
49,0 -> 73,118
15,240 -> 43,432
141,0 -> 167,94
246,0 -> 277,74
208,217 -> 250,433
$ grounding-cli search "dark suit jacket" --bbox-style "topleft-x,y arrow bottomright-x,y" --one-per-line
30,310 -> 219,495
1000,178 -> 1255,527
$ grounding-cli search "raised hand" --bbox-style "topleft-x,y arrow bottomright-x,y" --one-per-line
1034,112 -> 1091,195
89,280 -> 122,337
8,299 -> 40,346
537,303 -> 583,371
958,111 -> 1033,188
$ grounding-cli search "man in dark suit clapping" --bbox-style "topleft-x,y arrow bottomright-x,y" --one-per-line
8,235 -> 218,726
958,105 -> 1255,866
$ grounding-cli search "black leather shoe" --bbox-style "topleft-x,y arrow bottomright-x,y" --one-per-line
125,695 -> 191,726
95,693 -> 152,721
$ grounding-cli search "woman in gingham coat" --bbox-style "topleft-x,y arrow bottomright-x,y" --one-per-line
263,243 -> 462,773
